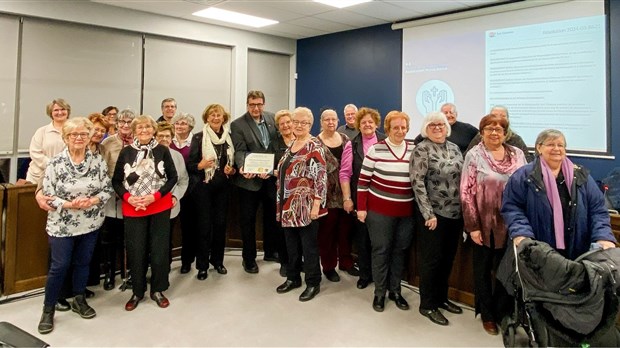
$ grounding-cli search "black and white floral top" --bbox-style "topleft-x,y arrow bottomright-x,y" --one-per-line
42,148 -> 113,237
409,138 -> 463,220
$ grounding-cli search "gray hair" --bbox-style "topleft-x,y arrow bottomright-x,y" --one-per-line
321,109 -> 337,121
420,112 -> 452,138
171,112 -> 196,129
490,105 -> 509,118
117,109 -> 136,121
292,107 -> 314,127
441,102 -> 457,114
62,117 -> 93,139
343,104 -> 358,114
535,129 -> 566,147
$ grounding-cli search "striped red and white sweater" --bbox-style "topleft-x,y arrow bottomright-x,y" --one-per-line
357,139 -> 415,217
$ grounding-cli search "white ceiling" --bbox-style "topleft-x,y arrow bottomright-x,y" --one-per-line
91,0 -> 511,39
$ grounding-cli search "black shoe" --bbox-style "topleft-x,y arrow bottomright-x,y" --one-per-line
276,280 -> 302,294
103,273 -> 115,291
263,252 -> 279,262
55,298 -> 70,312
420,308 -> 449,326
180,264 -> 191,274
71,294 -> 96,319
242,260 -> 259,274
84,288 -> 95,298
373,296 -> 385,312
388,292 -> 410,310
340,266 -> 360,277
323,269 -> 340,282
214,265 -> 227,275
299,285 -> 320,302
279,263 -> 287,278
356,278 -> 370,289
38,305 -> 54,334
197,270 -> 208,280
440,301 -> 463,314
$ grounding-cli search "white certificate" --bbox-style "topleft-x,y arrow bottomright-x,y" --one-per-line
243,153 -> 275,174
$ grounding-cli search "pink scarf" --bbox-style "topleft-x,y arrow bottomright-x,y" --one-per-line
540,157 -> 574,250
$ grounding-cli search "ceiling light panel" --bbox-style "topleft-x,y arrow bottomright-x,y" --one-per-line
192,7 -> 278,27
314,0 -> 372,9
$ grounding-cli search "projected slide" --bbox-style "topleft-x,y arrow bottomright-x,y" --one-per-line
486,16 -> 606,151
401,0 -> 608,154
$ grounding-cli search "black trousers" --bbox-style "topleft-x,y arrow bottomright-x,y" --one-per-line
195,180 -> 230,270
124,210 -> 170,297
101,216 -> 126,277
353,219 -> 372,282
238,181 -> 285,263
473,241 -> 510,322
416,210 -> 462,310
284,221 -> 321,287
366,211 -> 414,297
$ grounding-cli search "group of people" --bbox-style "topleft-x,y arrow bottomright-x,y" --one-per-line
27,94 -> 616,338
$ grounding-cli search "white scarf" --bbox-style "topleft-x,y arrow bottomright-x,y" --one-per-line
201,123 -> 235,183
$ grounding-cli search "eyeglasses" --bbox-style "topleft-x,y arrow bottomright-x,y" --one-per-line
427,123 -> 445,129
175,121 -> 190,126
483,127 -> 504,134
93,128 -> 107,135
118,120 -> 132,125
136,125 -> 153,131
542,143 -> 566,149
157,134 -> 172,139
68,132 -> 90,140
248,103 -> 264,109
292,120 -> 311,127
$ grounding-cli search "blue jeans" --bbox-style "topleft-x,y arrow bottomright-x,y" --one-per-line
44,231 -> 99,307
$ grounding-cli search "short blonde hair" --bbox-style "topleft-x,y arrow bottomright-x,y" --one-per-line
202,104 -> 230,124
156,121 -> 175,137
420,112 -> 452,138
62,117 -> 93,140
275,109 -> 292,129
292,107 -> 314,127
131,115 -> 157,134
46,98 -> 71,119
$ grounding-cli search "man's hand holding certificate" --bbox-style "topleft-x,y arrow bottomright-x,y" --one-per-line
243,152 -> 275,176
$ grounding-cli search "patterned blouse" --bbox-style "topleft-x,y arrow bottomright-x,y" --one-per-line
318,133 -> 349,209
460,142 -> 526,249
276,137 -> 328,228
409,139 -> 463,220
43,148 -> 113,237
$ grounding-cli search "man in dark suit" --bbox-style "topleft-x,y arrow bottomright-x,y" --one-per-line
230,90 -> 283,274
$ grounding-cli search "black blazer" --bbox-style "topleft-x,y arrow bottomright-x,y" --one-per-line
230,111 -> 276,192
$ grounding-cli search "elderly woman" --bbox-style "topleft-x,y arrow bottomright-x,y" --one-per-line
357,111 -> 415,312
100,109 -> 135,290
155,122 -> 189,266
27,98 -> 71,185
410,111 -> 464,326
465,106 -> 532,162
317,109 -> 353,282
339,107 -> 385,288
37,117 -> 112,334
112,115 -> 177,311
169,113 -> 198,274
276,107 -> 327,302
102,106 -> 119,137
460,114 -> 527,335
502,129 -> 616,259
87,113 -> 109,155
271,109 -> 295,276
187,104 -> 236,279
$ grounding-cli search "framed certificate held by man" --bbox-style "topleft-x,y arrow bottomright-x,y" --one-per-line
243,152 -> 275,174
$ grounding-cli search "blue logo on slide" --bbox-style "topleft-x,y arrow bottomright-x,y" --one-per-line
416,80 -> 454,115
